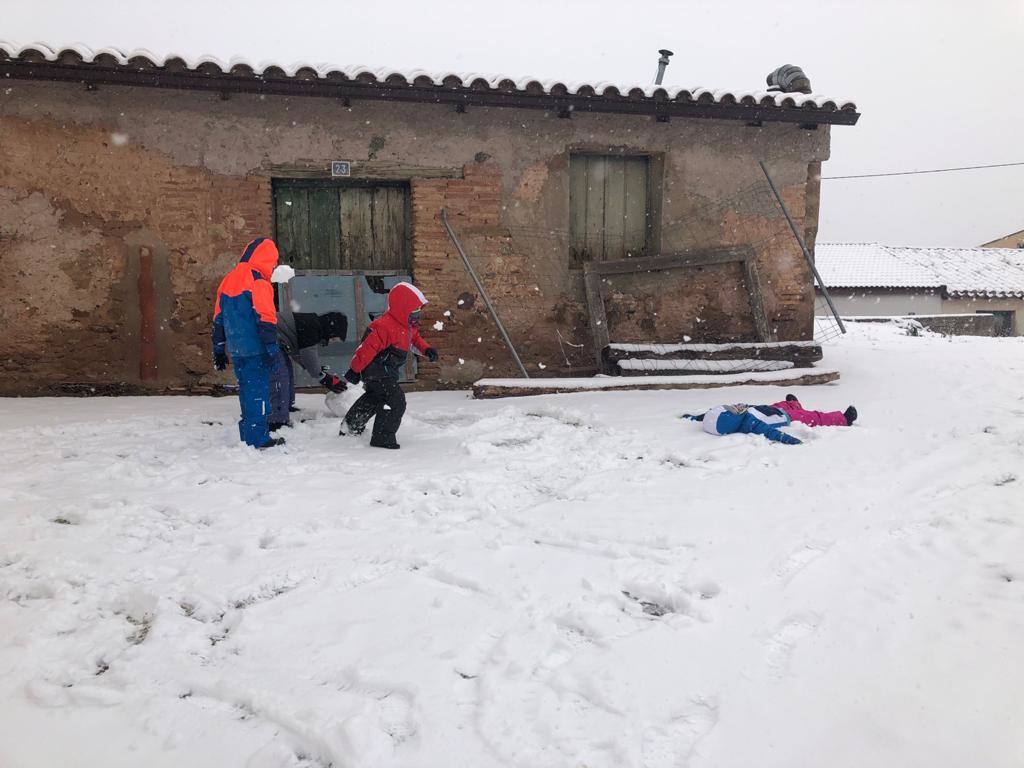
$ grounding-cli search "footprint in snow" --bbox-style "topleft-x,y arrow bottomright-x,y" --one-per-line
774,541 -> 833,584
764,614 -> 821,680
642,697 -> 719,768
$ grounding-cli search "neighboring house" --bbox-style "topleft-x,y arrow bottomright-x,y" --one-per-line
981,229 -> 1024,250
815,243 -> 1024,335
0,42 -> 859,394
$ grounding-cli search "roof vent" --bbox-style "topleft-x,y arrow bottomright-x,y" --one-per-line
654,49 -> 674,85
766,65 -> 812,94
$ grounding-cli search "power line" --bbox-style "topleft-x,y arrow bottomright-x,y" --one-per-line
822,161 -> 1024,180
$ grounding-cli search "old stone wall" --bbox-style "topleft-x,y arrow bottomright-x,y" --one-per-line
0,80 -> 830,394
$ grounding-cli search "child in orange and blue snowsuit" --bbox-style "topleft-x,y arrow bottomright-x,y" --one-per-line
212,238 -> 284,449
341,282 -> 437,449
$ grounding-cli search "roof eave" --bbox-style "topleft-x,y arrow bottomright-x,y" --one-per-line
0,59 -> 861,126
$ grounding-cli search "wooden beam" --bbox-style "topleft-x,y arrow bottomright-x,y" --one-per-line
603,343 -> 823,366
473,369 -> 840,399
583,266 -> 611,371
588,247 -> 754,276
266,161 -> 460,180
742,258 -> 773,342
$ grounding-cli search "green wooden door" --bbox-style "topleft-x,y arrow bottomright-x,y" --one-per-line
569,155 -> 649,264
273,181 -> 410,272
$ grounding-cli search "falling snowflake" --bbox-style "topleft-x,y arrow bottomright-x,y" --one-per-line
110,132 -> 129,146
458,358 -> 465,365
432,321 -> 444,331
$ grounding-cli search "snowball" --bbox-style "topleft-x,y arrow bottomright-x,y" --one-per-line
271,264 -> 296,283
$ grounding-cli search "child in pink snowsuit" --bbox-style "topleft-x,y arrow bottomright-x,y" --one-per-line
771,394 -> 856,427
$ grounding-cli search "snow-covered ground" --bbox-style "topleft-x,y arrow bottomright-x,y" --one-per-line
2,323 -> 1023,768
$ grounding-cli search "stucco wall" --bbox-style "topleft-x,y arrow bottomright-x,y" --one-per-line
825,290 -> 944,317
0,80 -> 829,394
820,289 -> 1023,335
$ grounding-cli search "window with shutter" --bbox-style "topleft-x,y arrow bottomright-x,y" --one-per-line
569,155 -> 650,264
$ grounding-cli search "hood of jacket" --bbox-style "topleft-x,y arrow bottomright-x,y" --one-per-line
239,237 -> 280,279
385,282 -> 428,324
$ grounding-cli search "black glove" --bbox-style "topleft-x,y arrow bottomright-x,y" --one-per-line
213,352 -> 228,371
343,369 -> 361,385
320,371 -> 347,393
424,347 -> 439,363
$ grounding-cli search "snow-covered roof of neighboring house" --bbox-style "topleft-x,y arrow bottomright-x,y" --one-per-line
816,242 -> 1024,298
0,40 -> 859,125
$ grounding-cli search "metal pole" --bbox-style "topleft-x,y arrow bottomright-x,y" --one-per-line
441,209 -> 530,378
654,49 -> 674,85
758,160 -> 846,333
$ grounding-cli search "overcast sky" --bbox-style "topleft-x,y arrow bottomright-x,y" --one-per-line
6,0 -> 1024,246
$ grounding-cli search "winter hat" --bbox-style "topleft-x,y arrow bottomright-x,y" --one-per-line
319,312 -> 348,342
702,404 -> 747,436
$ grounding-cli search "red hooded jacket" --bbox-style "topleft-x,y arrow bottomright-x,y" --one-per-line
349,282 -> 429,380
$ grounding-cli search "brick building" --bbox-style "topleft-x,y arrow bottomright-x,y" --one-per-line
0,43 -> 859,395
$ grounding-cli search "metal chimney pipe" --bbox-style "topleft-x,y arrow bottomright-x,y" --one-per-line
654,49 -> 674,85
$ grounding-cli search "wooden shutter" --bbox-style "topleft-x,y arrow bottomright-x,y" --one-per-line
273,183 -> 341,270
339,186 -> 409,271
274,181 -> 409,272
570,155 -> 649,263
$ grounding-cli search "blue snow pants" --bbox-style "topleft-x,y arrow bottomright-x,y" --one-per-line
233,354 -> 271,447
268,349 -> 294,427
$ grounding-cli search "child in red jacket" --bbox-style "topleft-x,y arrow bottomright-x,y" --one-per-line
341,282 -> 438,449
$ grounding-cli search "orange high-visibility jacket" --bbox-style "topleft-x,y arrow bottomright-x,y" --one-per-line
212,238 -> 279,359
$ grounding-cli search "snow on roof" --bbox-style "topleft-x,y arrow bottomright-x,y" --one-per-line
816,243 -> 1024,298
0,40 -> 858,120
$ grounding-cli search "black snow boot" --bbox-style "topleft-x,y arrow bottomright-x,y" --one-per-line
844,406 -> 858,425
258,436 -> 286,450
786,393 -> 799,403
268,421 -> 292,432
369,435 -> 400,450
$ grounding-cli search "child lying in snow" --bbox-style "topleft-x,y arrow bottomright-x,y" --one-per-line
683,395 -> 857,446
773,394 -> 856,428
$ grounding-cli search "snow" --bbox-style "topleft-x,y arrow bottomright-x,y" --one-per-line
431,321 -> 444,332
817,242 -> 1024,298
477,367 -> 835,390
2,323 -> 1024,768
609,340 -> 820,353
270,265 -> 296,284
617,359 -> 795,373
